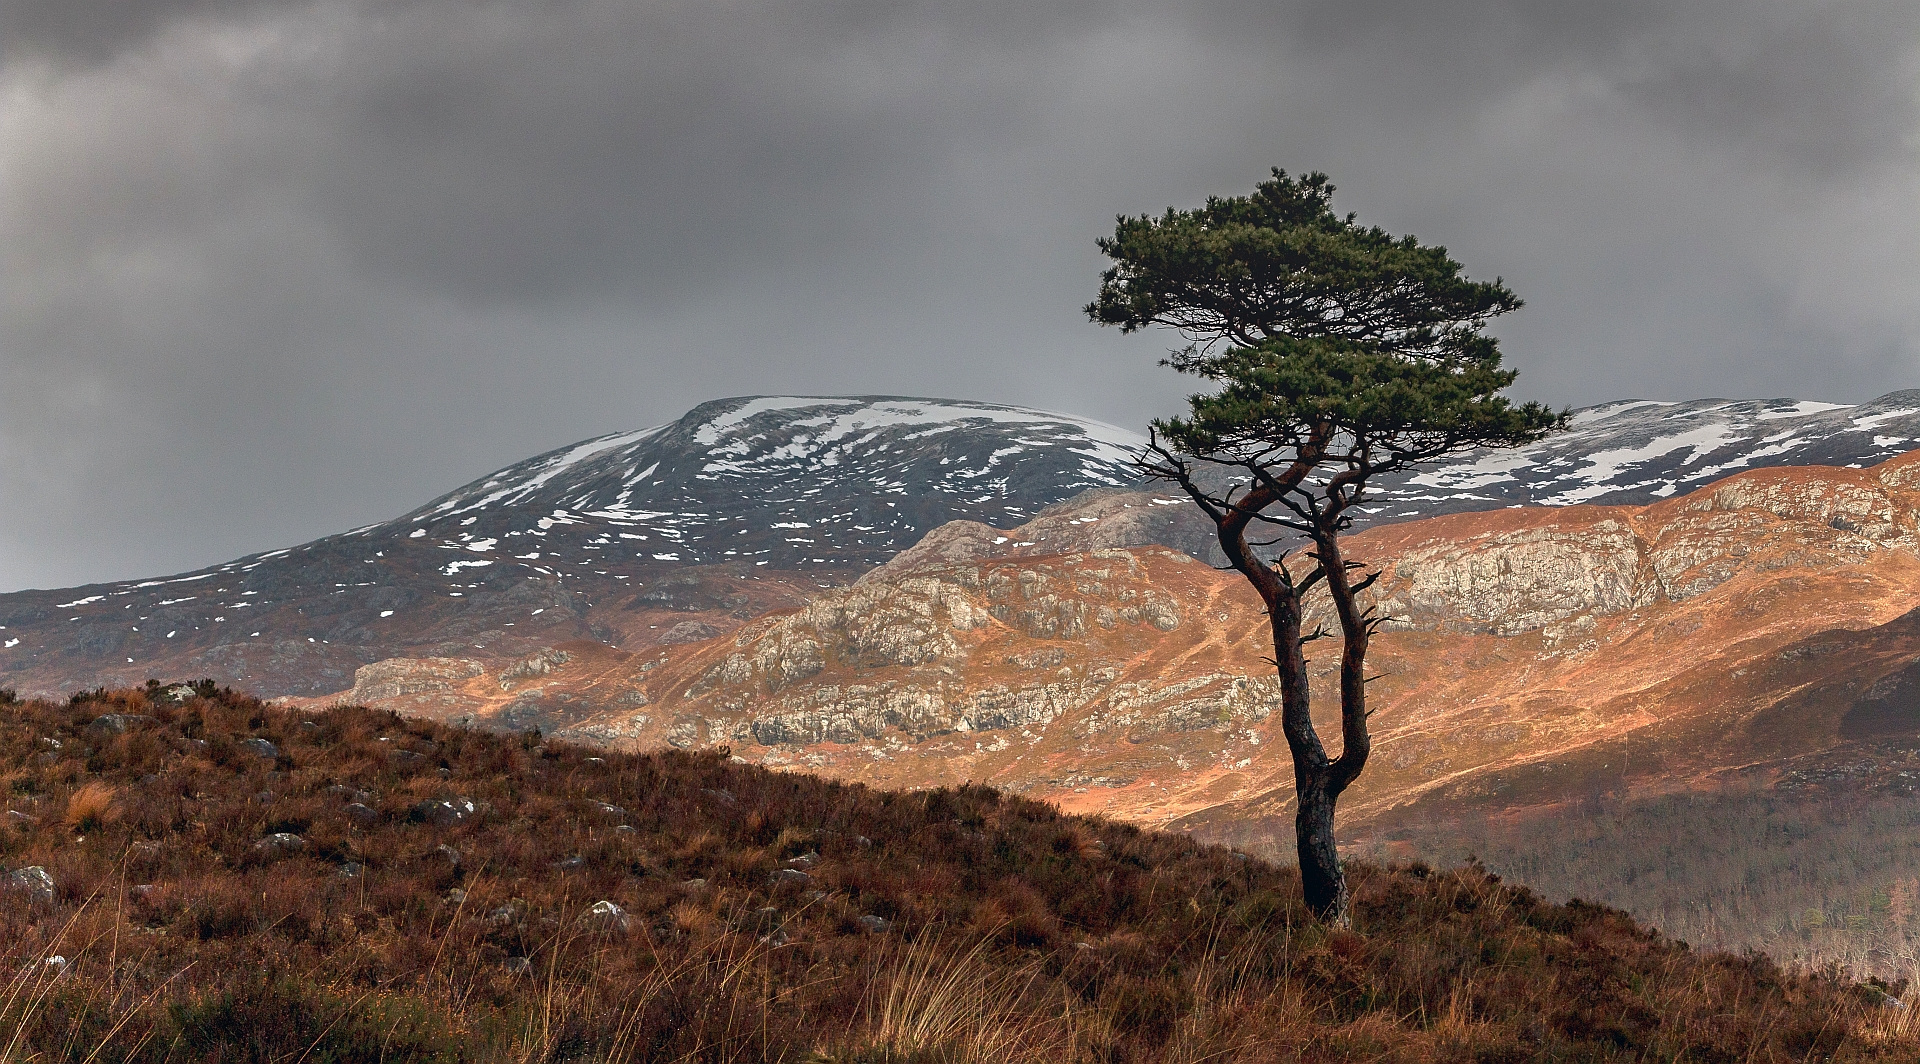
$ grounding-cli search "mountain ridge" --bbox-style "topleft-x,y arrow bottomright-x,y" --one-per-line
0,396 -> 1149,695
8,389 -> 1920,704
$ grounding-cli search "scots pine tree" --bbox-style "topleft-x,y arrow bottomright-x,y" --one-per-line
1088,169 -> 1563,925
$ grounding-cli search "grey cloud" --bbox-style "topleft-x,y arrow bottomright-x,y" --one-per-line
0,0 -> 1917,590
1214,0 -> 1918,175
305,0 -> 1142,305
0,0 -> 307,64
1617,6 -> 1920,176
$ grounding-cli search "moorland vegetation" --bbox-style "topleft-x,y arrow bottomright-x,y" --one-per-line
0,682 -> 1911,1062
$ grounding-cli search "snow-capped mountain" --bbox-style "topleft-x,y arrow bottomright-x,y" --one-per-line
0,397 -> 1148,695
401,395 -> 1146,571
5,390 -> 1920,699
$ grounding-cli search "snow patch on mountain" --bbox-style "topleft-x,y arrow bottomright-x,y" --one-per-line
1364,391 -> 1920,521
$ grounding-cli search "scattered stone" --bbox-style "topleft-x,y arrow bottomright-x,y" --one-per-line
660,620 -> 722,645
129,884 -> 158,902
700,788 -> 737,807
5,866 -> 55,905
434,844 -> 463,867
445,888 -> 468,905
590,801 -> 628,820
614,824 -> 636,834
255,833 -> 305,855
553,855 -> 586,871
581,900 -> 630,933
410,796 -> 475,827
856,915 -> 890,934
503,956 -> 532,975
88,714 -> 156,735
853,835 -> 873,848
487,902 -> 526,927
254,791 -> 275,805
326,785 -> 373,803
772,868 -> 811,885
7,811 -> 37,828
337,862 -> 363,878
680,878 -> 709,892
38,737 -> 60,750
344,803 -> 379,827
239,738 -> 279,759
785,852 -> 819,869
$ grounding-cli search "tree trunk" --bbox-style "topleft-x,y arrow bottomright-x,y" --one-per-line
1295,773 -> 1350,927
1152,440 -> 1363,928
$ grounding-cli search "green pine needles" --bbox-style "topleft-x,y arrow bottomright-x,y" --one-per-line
1088,169 -> 1563,925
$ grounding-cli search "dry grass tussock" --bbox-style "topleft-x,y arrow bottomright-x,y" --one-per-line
0,681 -> 1911,1062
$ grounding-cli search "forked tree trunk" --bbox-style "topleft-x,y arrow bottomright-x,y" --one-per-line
1163,449 -> 1371,928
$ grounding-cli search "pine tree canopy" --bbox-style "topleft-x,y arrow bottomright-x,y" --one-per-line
1089,169 -> 1562,479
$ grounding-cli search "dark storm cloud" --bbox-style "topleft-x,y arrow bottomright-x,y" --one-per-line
1,0 -> 1916,590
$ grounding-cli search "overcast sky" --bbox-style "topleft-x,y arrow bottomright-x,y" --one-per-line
2,0 -> 1916,591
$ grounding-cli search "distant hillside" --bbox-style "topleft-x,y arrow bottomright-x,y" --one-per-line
324,450 -> 1920,825
0,684 -> 1911,1062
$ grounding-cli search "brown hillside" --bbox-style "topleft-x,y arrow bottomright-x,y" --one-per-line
0,684 -> 1913,1062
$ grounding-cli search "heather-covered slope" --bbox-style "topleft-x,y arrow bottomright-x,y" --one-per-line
0,685 -> 1910,1062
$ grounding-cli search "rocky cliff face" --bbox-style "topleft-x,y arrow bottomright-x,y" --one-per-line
1368,463 -> 1920,635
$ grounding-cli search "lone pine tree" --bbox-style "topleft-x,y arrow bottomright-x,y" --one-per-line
1088,169 -> 1563,925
